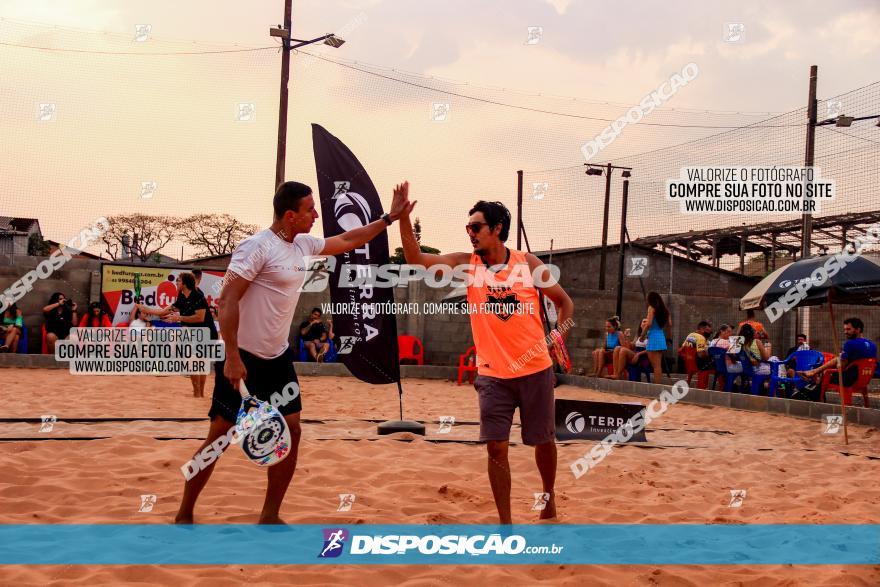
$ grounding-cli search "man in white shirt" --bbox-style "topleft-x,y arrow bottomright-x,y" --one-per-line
175,180 -> 412,524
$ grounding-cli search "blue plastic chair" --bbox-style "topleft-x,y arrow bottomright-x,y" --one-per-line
767,349 -> 824,397
750,368 -> 772,395
708,347 -> 728,390
626,361 -> 653,382
17,325 -> 28,354
298,338 -> 337,363
719,350 -> 754,392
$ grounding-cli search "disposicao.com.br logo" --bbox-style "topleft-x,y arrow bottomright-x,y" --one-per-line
318,528 -> 562,558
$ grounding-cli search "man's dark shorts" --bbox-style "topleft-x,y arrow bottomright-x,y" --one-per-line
474,367 -> 555,446
209,346 -> 301,423
828,366 -> 859,388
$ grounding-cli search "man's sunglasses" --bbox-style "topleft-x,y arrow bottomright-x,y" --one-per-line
465,222 -> 488,234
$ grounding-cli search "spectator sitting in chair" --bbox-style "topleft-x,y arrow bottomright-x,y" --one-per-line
590,316 -> 622,377
609,318 -> 649,379
726,323 -> 771,377
784,333 -> 810,378
43,292 -> 78,354
0,303 -> 23,353
299,308 -> 333,362
709,324 -> 733,350
797,318 -> 877,395
680,320 -> 714,370
79,302 -> 112,328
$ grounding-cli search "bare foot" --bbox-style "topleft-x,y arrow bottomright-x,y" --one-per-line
174,512 -> 194,524
606,374 -> 618,380
258,515 -> 287,525
539,494 -> 557,520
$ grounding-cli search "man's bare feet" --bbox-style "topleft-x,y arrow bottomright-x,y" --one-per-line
258,515 -> 287,525
539,494 -> 557,520
174,512 -> 194,524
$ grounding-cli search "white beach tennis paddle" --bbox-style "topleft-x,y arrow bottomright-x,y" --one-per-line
235,379 -> 291,466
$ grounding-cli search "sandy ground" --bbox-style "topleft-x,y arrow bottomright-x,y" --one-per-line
1,368 -> 878,585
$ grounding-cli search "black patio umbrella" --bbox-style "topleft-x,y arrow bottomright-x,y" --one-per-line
741,251 -> 880,444
741,252 -> 880,313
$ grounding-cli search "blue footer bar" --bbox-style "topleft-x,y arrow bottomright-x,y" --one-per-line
0,524 -> 877,565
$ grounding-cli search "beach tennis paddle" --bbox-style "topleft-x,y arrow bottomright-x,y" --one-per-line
548,328 -> 571,374
235,379 -> 291,466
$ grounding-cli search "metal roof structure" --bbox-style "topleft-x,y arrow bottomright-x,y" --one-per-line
631,210 -> 880,273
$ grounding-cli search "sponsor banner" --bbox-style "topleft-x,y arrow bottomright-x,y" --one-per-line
100,263 -> 225,326
0,524 -> 877,564
311,123 -> 400,384
555,399 -> 648,442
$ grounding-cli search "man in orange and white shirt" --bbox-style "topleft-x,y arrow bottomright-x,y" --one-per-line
397,183 -> 574,524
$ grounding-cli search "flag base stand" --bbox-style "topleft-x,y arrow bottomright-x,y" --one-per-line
377,381 -> 425,435
377,420 -> 426,435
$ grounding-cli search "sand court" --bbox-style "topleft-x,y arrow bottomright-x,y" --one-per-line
1,369 -> 878,584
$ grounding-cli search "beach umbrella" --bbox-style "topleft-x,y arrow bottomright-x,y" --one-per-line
740,251 -> 880,444
740,252 -> 880,314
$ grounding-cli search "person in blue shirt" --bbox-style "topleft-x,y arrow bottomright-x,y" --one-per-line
798,317 -> 877,388
590,316 -> 622,377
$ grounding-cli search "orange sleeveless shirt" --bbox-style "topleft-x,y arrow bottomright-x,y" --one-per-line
466,249 -> 552,379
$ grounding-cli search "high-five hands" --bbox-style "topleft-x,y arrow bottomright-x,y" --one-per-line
390,181 -> 417,221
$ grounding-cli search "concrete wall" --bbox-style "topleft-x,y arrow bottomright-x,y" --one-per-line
0,249 -> 805,365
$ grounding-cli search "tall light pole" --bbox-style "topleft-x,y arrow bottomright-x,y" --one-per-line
586,162 -> 632,290
270,1 -> 346,189
615,169 -> 632,319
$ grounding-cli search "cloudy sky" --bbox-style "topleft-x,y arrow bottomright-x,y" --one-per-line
1,0 -> 878,256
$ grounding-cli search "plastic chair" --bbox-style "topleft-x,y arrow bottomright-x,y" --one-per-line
626,361 -> 653,382
749,369 -> 772,396
298,338 -> 337,362
820,358 -> 876,407
679,346 -> 714,389
457,345 -> 478,385
767,350 -> 824,397
708,347 -> 728,390
16,324 -> 28,354
398,335 -> 424,365
41,324 -> 48,354
721,350 -> 754,392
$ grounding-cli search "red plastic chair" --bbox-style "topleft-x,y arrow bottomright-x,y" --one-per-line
40,324 -> 48,354
398,335 -> 424,365
820,358 -> 876,407
679,345 -> 714,389
457,345 -> 478,385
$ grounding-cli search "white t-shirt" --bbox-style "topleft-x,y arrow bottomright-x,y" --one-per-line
227,229 -> 325,359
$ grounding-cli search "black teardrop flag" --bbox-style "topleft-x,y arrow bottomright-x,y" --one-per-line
311,123 -> 400,384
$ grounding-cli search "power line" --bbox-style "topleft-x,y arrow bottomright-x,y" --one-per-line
817,125 -> 880,146
296,50 -> 784,117
0,40 -> 275,56
301,51 -> 805,129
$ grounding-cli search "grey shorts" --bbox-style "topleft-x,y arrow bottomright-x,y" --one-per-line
474,367 -> 555,446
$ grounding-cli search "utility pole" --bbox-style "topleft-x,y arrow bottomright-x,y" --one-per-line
615,177 -> 630,318
516,170 -> 523,250
598,162 -> 612,289
274,0 -> 293,189
801,65 -> 817,258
